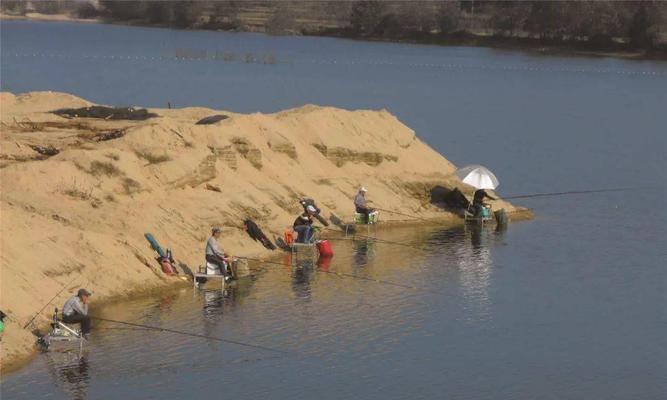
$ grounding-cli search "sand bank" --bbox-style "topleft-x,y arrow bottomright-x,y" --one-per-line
0,91 -> 529,371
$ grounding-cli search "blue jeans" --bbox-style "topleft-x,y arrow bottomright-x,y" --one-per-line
293,225 -> 313,243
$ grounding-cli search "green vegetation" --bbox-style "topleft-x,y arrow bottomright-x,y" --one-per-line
3,1 -> 666,56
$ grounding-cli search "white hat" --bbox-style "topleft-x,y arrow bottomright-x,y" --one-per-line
306,205 -> 317,213
359,186 -> 367,192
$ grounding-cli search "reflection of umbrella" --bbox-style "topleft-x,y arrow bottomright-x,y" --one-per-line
455,165 -> 499,190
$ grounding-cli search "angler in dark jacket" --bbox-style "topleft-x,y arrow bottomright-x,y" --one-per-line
472,189 -> 496,216
293,207 -> 315,243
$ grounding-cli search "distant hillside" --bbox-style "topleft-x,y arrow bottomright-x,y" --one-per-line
2,1 -> 666,58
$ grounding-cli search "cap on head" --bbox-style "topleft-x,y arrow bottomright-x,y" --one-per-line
77,288 -> 92,297
359,186 -> 367,192
212,227 -> 221,234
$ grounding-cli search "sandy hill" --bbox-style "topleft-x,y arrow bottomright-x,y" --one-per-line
0,91 -> 527,370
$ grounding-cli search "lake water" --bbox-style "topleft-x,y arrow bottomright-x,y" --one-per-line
1,20 -> 666,399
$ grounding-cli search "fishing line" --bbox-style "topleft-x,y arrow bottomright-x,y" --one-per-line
23,275 -> 79,329
502,186 -> 656,200
372,207 -> 430,222
92,316 -> 290,355
325,236 -> 426,252
238,255 -> 419,290
322,228 -> 427,251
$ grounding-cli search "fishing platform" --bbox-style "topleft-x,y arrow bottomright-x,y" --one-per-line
291,242 -> 319,258
193,259 -> 232,290
344,211 -> 380,235
37,308 -> 86,354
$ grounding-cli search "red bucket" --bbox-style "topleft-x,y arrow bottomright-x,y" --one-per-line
317,254 -> 333,271
317,240 -> 334,257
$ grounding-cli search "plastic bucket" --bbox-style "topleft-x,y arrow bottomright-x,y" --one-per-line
284,228 -> 295,245
317,240 -> 334,256
317,254 -> 333,271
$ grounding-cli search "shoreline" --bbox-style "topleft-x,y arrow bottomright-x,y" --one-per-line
0,85 -> 531,374
0,207 -> 532,375
2,13 -> 665,61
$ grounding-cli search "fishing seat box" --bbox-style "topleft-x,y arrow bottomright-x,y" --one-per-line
354,211 -> 379,224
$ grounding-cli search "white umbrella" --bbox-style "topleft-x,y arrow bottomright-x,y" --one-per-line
455,164 -> 499,190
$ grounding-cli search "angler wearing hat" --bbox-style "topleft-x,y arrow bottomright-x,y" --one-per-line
62,288 -> 92,338
354,186 -> 375,223
293,205 -> 316,243
206,227 -> 232,278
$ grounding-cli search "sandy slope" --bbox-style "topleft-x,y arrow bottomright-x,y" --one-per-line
0,91 -> 528,371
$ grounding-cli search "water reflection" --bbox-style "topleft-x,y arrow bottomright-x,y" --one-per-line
351,238 -> 376,269
428,225 -> 505,323
291,260 -> 316,301
316,254 -> 333,271
202,287 -> 235,319
44,350 -> 90,400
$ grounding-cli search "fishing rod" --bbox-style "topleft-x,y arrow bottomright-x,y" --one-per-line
238,255 -> 420,290
92,316 -> 290,354
325,235 -> 426,252
23,275 -> 79,329
371,207 -> 430,222
322,227 -> 427,251
502,186 -> 654,200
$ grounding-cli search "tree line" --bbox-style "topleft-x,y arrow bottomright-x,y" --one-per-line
2,1 -> 665,53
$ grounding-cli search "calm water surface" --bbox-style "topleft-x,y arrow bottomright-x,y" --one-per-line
1,21 -> 665,399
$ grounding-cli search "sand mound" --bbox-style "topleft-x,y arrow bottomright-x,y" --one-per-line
0,91 -> 527,369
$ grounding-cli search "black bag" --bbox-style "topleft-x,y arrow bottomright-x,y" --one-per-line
442,188 -> 471,210
244,219 -> 277,250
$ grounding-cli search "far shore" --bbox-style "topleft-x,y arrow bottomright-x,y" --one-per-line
2,12 -> 665,61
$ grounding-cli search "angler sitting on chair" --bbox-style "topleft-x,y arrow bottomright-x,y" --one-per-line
62,288 -> 92,339
293,206 -> 316,243
354,186 -> 376,224
471,189 -> 496,217
205,227 -> 232,279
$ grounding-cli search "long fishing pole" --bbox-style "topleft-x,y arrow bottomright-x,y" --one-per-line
371,207 -> 430,222
322,227 -> 426,251
502,186 -> 654,200
92,316 -> 290,354
23,275 -> 79,329
325,235 -> 426,252
238,255 -> 419,290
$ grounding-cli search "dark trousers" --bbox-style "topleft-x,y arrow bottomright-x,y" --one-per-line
293,225 -> 313,243
356,206 -> 371,223
206,254 -> 230,276
62,312 -> 91,334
